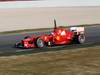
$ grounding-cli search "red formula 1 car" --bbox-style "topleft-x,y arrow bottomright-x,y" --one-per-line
15,19 -> 85,48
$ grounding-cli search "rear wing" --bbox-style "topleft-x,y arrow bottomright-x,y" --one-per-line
70,27 -> 85,34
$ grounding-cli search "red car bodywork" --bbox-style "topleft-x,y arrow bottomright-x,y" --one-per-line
16,27 -> 74,48
52,28 -> 73,45
15,19 -> 85,48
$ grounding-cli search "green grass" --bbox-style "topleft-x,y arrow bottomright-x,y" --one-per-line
0,45 -> 100,75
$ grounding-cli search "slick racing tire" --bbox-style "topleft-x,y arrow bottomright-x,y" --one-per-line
77,34 -> 85,44
73,34 -> 85,44
36,38 -> 45,48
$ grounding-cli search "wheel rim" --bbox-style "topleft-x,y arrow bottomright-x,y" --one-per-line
78,35 -> 85,43
37,38 -> 45,48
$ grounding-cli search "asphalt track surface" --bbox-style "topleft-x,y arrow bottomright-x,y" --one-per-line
0,25 -> 100,55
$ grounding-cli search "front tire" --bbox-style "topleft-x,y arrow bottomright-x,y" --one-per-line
36,38 -> 45,48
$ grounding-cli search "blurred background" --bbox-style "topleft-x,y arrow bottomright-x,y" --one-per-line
0,0 -> 100,32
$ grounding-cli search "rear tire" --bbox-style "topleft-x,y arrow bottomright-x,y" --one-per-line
78,34 -> 85,44
73,34 -> 85,44
36,38 -> 45,48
